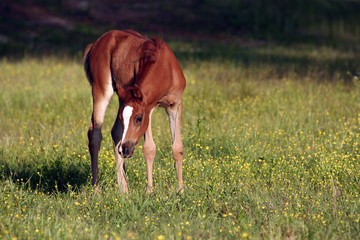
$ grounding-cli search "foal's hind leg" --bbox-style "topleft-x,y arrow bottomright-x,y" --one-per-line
111,112 -> 129,194
166,100 -> 184,193
143,108 -> 156,194
88,81 -> 113,189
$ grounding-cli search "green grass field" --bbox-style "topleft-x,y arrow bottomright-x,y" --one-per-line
1,41 -> 360,239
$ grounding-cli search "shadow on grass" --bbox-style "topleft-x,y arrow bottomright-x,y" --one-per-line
0,149 -> 90,193
172,37 -> 359,83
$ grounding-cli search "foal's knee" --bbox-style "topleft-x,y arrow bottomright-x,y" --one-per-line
143,141 -> 156,160
111,118 -> 122,145
172,143 -> 183,161
111,126 -> 120,145
88,128 -> 102,147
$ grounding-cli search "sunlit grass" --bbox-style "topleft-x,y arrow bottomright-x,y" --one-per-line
0,43 -> 360,239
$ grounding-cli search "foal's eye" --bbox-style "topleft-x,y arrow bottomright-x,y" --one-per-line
135,115 -> 143,124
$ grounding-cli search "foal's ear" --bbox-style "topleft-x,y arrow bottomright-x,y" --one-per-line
116,84 -> 126,97
130,84 -> 143,101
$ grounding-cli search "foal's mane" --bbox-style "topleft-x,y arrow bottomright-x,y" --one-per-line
137,38 -> 162,81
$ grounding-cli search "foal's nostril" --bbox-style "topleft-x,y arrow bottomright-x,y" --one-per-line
123,146 -> 129,155
119,141 -> 135,158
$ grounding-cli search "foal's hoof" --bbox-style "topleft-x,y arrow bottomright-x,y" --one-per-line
118,187 -> 129,196
145,187 -> 154,195
176,187 -> 184,194
91,185 -> 101,195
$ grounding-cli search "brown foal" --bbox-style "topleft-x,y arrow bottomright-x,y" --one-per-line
84,30 -> 186,194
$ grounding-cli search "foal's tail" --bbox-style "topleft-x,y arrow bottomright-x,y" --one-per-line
84,43 -> 94,85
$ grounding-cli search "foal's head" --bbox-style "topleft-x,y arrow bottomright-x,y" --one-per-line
117,39 -> 161,158
118,85 -> 149,158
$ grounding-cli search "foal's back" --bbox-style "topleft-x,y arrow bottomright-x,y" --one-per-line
84,30 -> 151,89
85,29 -> 185,106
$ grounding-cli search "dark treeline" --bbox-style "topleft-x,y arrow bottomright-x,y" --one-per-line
163,0 -> 360,38
0,0 -> 359,56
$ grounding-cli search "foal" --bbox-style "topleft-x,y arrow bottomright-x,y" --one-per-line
84,30 -> 186,194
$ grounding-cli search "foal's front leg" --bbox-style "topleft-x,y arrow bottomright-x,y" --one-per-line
111,115 -> 129,194
166,100 -> 184,193
143,108 -> 156,194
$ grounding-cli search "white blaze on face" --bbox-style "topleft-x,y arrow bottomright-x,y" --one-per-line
121,106 -> 133,144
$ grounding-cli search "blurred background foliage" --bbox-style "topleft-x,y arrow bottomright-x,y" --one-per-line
0,0 -> 359,57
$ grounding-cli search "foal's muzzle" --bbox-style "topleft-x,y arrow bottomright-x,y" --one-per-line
119,141 -> 136,158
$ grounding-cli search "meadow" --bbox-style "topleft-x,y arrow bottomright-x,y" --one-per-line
0,40 -> 360,239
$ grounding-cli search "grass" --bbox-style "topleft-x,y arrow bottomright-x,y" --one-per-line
0,41 -> 360,239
